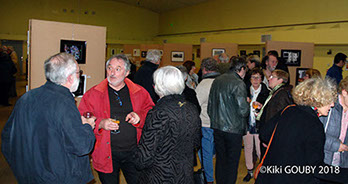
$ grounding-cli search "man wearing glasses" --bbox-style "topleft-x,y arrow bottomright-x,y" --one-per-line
79,54 -> 154,184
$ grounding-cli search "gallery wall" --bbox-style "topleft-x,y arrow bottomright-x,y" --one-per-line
29,19 -> 106,93
0,0 -> 159,44
200,43 -> 238,60
266,41 -> 314,86
162,43 -> 193,67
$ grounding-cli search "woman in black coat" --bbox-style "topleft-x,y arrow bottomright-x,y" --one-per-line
255,78 -> 337,184
135,66 -> 201,184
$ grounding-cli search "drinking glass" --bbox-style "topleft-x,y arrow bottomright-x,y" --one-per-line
110,117 -> 120,134
83,112 -> 94,118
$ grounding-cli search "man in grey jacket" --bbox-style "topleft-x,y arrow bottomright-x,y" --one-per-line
208,57 -> 249,184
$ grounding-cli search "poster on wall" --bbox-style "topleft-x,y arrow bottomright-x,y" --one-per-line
281,49 -> 302,66
60,40 -> 87,64
212,48 -> 225,57
171,51 -> 185,62
295,68 -> 308,86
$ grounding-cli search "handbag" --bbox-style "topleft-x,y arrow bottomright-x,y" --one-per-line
254,104 -> 296,179
194,149 -> 207,184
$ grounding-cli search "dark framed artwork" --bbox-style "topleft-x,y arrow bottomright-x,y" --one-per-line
240,50 -> 247,56
295,68 -> 309,86
212,48 -> 225,57
171,51 -> 185,62
281,49 -> 302,66
60,40 -> 87,64
141,51 -> 147,58
73,74 -> 87,97
253,50 -> 260,57
197,48 -> 201,58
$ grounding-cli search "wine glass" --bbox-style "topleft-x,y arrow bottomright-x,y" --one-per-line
83,111 -> 94,118
110,116 -> 120,134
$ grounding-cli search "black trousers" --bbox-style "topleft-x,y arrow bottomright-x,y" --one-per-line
97,149 -> 138,184
0,82 -> 11,105
214,129 -> 243,184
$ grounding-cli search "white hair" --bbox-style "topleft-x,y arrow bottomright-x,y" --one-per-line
153,66 -> 185,97
106,54 -> 131,72
44,53 -> 76,85
146,49 -> 161,64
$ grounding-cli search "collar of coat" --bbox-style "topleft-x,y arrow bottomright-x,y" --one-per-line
94,78 -> 142,95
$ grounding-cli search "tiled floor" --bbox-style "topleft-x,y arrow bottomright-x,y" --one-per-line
0,76 -> 255,184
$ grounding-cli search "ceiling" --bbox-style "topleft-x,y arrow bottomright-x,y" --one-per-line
108,0 -> 210,13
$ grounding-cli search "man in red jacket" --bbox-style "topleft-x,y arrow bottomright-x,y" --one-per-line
79,54 -> 154,184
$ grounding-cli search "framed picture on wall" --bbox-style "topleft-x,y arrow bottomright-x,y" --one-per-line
212,48 -> 225,57
141,51 -> 147,58
295,68 -> 309,86
240,50 -> 247,56
133,49 -> 140,56
281,49 -> 302,66
73,74 -> 87,97
253,50 -> 260,57
171,51 -> 185,62
60,40 -> 87,64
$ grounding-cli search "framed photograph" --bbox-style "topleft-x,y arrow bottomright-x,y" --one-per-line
212,48 -> 225,57
240,50 -> 247,56
171,51 -> 185,62
73,74 -> 87,97
133,49 -> 140,57
253,50 -> 260,57
60,40 -> 87,64
295,68 -> 309,86
141,51 -> 147,58
281,49 -> 302,66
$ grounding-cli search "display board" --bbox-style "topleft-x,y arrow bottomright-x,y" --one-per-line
200,43 -> 238,60
29,19 -> 106,93
266,41 -> 314,86
162,43 -> 192,67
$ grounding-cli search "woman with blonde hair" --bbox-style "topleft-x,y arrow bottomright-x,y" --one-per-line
256,78 -> 337,184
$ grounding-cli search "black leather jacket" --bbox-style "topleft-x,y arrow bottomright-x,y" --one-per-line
208,71 -> 249,135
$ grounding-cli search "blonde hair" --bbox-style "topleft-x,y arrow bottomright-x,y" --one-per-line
305,68 -> 321,79
339,76 -> 348,94
292,78 -> 337,107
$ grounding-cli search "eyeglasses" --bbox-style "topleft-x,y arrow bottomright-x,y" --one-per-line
114,91 -> 123,106
269,75 -> 278,79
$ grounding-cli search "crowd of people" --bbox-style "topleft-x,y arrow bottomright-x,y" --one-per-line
1,50 -> 348,184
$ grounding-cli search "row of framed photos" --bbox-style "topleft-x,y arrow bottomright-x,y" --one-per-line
59,39 -> 302,66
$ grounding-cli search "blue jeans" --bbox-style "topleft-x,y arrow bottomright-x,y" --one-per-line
199,127 -> 215,182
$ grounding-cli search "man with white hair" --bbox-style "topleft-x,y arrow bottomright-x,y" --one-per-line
79,54 -> 154,184
134,49 -> 161,103
2,53 -> 96,183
